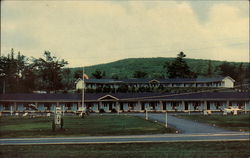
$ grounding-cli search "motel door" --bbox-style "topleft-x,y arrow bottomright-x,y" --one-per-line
120,103 -> 124,111
207,102 -> 210,110
185,102 -> 189,110
108,102 -> 113,110
141,103 -> 145,110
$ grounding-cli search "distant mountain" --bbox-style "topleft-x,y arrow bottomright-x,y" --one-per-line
70,57 -> 248,79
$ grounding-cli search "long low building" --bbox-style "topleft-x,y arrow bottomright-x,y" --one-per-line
75,76 -> 235,90
0,92 -> 249,113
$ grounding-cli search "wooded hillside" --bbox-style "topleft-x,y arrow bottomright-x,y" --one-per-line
71,57 -> 248,79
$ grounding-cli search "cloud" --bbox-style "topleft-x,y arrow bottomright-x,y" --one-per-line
1,1 -> 249,67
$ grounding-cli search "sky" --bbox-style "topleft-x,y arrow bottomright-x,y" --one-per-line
1,0 -> 249,67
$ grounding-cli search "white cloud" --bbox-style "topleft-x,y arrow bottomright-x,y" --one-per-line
1,1 -> 249,67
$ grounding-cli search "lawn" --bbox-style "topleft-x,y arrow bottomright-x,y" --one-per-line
0,141 -> 249,158
177,114 -> 250,131
0,114 -> 175,138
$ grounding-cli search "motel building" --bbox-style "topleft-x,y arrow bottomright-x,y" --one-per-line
0,92 -> 249,114
75,76 -> 235,90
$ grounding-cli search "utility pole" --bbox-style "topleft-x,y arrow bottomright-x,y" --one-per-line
145,108 -> 148,120
82,67 -> 85,109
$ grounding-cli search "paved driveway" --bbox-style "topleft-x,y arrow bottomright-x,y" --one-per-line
130,113 -> 234,134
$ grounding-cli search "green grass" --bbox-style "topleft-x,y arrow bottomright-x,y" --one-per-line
1,141 -> 249,158
0,115 -> 175,138
177,114 -> 250,131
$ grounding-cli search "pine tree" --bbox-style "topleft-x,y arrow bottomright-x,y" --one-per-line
164,52 -> 197,78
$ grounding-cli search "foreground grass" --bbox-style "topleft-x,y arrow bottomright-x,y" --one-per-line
177,114 -> 250,131
0,115 -> 175,138
1,141 -> 249,158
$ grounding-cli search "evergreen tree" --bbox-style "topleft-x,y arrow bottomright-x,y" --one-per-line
207,60 -> 213,77
133,70 -> 147,78
164,52 -> 197,78
218,62 -> 237,80
92,70 -> 105,79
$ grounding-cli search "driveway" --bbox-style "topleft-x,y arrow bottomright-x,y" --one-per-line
130,113 -> 235,134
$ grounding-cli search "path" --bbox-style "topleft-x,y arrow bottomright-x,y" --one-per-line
130,113 -> 235,134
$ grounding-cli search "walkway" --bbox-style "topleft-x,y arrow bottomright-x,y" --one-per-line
131,113 -> 234,134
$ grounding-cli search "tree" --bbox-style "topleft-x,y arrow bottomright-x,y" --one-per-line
74,69 -> 82,79
207,60 -> 213,77
0,49 -> 29,93
218,62 -> 237,79
92,70 -> 105,79
33,51 -> 68,93
164,52 -> 197,78
133,70 -> 147,78
62,68 -> 73,90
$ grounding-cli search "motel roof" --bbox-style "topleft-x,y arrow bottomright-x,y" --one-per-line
0,92 -> 249,102
79,76 -> 234,84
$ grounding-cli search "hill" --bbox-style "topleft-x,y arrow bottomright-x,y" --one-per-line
69,57 -> 248,79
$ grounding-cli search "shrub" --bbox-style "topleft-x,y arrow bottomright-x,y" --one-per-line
99,109 -> 105,113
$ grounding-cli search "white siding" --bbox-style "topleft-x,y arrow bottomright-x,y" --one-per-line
222,77 -> 234,88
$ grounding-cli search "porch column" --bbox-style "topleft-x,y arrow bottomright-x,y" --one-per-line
159,101 -> 163,111
204,100 -> 207,111
78,102 -> 81,110
182,100 -> 185,111
245,101 -> 247,114
137,101 -> 142,111
116,102 -> 120,115
35,102 -> 38,109
14,102 -> 17,112
188,102 -> 190,115
226,100 -> 230,108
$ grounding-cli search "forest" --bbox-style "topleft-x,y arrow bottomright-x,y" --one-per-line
0,49 -> 249,93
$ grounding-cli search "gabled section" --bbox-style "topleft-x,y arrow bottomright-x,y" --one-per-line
98,94 -> 119,101
149,79 -> 160,83
75,78 -> 83,84
223,76 -> 235,82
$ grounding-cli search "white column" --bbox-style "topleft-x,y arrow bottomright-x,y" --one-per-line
245,101 -> 247,114
165,111 -> 168,128
35,102 -> 38,111
159,101 -> 163,111
116,102 -> 120,115
182,100 -> 185,111
204,100 -> 207,115
10,105 -> 13,116
188,103 -> 190,115
14,102 -> 17,112
137,101 -> 141,111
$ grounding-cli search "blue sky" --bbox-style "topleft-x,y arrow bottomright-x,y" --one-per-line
1,1 -> 249,67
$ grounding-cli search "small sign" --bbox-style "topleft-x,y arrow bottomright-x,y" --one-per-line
55,107 -> 62,125
55,114 -> 61,125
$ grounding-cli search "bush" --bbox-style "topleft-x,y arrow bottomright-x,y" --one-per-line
52,121 -> 55,131
60,118 -> 64,129
111,108 -> 117,113
99,109 -> 105,113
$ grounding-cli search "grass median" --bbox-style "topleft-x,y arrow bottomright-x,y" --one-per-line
1,141 -> 249,158
0,114 -> 176,138
177,114 -> 250,132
